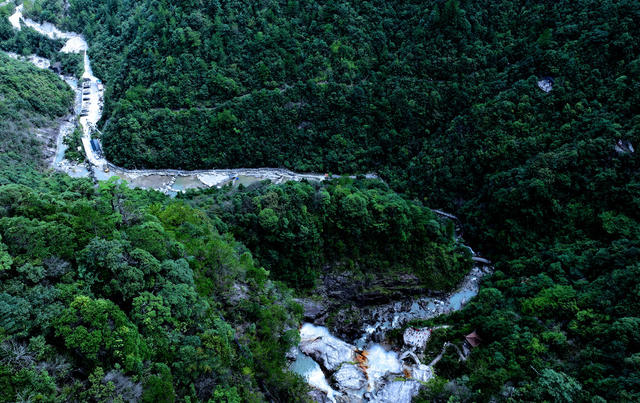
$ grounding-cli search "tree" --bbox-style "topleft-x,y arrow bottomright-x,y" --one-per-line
55,296 -> 148,373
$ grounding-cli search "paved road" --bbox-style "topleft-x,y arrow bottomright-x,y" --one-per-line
8,3 -> 376,194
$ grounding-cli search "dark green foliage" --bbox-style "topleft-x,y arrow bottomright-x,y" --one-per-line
6,0 -> 640,401
0,53 -> 73,166
188,178 -> 470,289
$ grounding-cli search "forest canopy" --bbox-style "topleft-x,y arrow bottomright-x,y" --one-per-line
0,0 -> 639,401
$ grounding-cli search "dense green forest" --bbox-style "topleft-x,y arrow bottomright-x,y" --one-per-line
3,0 -> 640,401
0,171 -> 312,402
22,0 -> 640,176
0,51 -> 467,401
0,52 -> 73,165
186,179 -> 469,290
0,51 -> 307,402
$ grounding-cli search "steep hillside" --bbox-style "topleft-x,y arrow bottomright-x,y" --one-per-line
0,52 -> 72,167
0,56 -> 308,402
10,0 -> 640,401
0,53 -> 469,402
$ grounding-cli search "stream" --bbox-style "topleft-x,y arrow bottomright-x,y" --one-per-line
6,4 -> 493,401
7,2 -> 377,195
290,265 -> 492,402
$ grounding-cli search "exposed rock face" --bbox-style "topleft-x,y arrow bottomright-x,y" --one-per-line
333,363 -> 367,391
297,270 -> 442,340
299,324 -> 356,372
308,389 -> 331,403
321,271 -> 430,305
299,338 -> 354,372
285,346 -> 298,361
403,327 -> 432,351
296,298 -> 327,321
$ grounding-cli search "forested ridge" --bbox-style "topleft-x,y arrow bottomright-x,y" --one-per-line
186,178 -> 470,290
0,52 -> 73,165
22,0 -> 640,174
1,0 -> 640,401
0,46 -> 467,401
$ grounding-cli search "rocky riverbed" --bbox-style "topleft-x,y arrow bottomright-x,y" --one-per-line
290,264 -> 492,402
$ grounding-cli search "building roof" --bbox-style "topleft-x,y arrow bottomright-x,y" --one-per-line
465,331 -> 482,347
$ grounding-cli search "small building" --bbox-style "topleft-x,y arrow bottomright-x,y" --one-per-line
90,139 -> 102,155
464,331 -> 481,348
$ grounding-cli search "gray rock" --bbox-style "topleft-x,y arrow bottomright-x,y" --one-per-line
372,380 -> 422,403
411,364 -> 434,382
403,327 -> 431,351
297,298 -> 328,321
227,283 -> 248,304
333,363 -> 367,391
307,389 -> 330,403
299,335 -> 355,372
285,346 -> 298,361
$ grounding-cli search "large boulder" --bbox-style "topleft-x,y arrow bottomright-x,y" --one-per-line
372,380 -> 422,403
410,364 -> 434,382
296,298 -> 328,321
299,324 -> 355,372
403,327 -> 431,351
333,363 -> 367,391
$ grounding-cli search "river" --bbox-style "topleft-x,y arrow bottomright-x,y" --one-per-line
7,3 -> 377,195
6,4 -> 492,401
289,265 -> 491,402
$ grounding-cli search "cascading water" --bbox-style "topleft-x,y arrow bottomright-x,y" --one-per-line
290,265 -> 492,402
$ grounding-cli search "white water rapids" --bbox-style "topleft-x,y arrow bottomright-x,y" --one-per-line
5,4 -> 492,401
291,265 -> 492,402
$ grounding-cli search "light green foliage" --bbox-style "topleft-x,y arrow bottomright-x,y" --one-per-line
0,235 -> 12,270
0,166 -> 305,401
211,385 -> 241,403
55,295 -> 148,372
534,369 -> 583,403
522,285 -> 578,319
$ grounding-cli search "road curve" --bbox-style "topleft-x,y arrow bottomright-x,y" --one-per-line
7,3 -> 378,195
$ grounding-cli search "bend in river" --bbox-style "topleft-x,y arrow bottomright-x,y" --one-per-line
6,5 -> 493,402
7,3 -> 377,195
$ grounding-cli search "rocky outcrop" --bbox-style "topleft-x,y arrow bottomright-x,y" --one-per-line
321,271 -> 434,305
333,363 -> 367,391
297,270 -> 446,340
410,364 -> 434,382
403,327 -> 432,351
296,298 -> 328,321
299,325 -> 356,372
